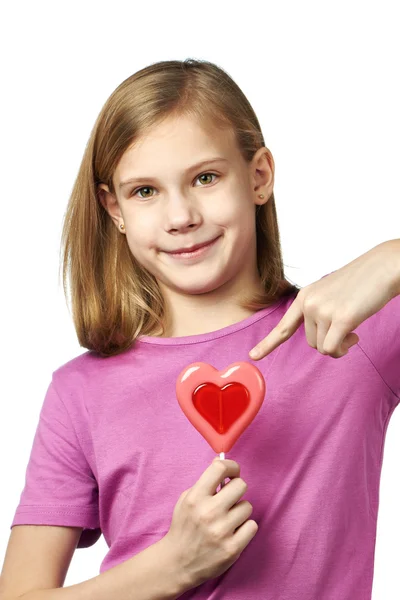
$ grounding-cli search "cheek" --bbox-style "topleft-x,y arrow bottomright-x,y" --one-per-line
215,182 -> 252,217
210,198 -> 244,226
215,199 -> 254,231
125,237 -> 158,275
126,214 -> 156,244
125,227 -> 154,260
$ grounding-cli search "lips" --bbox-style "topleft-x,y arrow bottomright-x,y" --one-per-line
166,236 -> 219,254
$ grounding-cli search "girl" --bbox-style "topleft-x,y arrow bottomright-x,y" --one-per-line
3,58 -> 400,600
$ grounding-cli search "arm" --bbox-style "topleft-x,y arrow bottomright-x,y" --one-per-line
18,536 -> 192,600
385,238 -> 400,298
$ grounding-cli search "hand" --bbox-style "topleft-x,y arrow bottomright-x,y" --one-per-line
249,240 -> 400,360
164,458 -> 258,589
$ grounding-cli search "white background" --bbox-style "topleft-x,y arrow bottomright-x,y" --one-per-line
0,1 -> 399,597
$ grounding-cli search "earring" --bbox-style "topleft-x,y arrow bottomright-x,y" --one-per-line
258,194 -> 264,199
119,223 -> 125,230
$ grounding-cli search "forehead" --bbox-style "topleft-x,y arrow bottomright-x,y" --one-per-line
115,114 -> 239,180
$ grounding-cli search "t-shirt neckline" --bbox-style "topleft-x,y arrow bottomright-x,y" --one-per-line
136,295 -> 288,346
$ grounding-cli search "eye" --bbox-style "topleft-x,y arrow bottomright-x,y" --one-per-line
130,172 -> 219,199
197,172 -> 218,186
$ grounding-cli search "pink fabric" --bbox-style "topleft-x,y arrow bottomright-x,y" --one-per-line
11,277 -> 400,598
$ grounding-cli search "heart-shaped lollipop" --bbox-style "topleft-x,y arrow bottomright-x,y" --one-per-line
176,362 -> 266,454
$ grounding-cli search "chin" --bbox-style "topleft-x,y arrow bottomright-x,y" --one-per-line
173,274 -> 228,296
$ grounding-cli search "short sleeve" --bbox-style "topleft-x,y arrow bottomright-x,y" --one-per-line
10,378 -> 101,549
355,292 -> 400,404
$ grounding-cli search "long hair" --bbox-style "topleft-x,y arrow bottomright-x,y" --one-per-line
60,58 -> 301,358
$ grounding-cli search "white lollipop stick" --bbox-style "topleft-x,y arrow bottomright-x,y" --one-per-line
219,451 -> 226,490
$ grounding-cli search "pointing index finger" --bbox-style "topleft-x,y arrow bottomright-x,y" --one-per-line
249,298 -> 304,359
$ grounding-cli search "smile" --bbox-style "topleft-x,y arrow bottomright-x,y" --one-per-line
164,235 -> 221,261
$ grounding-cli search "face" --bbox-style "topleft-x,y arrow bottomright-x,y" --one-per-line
98,114 -> 274,301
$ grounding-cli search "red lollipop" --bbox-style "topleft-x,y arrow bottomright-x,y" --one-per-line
176,361 -> 266,458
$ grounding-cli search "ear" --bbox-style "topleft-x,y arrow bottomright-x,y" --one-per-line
251,147 -> 275,208
97,183 -> 125,231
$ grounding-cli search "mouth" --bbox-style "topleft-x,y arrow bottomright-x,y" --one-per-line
163,235 -> 221,261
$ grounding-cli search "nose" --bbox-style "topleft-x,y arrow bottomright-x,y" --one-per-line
164,194 -> 201,232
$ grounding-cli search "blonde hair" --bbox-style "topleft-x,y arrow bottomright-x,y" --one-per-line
60,58 -> 301,358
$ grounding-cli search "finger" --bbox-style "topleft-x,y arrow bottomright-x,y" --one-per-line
316,320 -> 330,354
304,317 -> 318,350
340,332 -> 360,353
249,298 -> 304,359
323,323 -> 359,357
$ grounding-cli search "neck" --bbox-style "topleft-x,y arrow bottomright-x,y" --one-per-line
156,271 -> 268,338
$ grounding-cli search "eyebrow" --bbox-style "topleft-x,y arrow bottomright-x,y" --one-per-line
119,157 -> 230,190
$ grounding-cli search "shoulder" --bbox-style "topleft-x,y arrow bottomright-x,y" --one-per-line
49,350 -> 105,415
51,347 -> 114,388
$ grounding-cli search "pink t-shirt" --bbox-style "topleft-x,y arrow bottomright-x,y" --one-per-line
10,278 -> 400,599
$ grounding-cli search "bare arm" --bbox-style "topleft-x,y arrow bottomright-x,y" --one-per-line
16,536 -> 192,600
